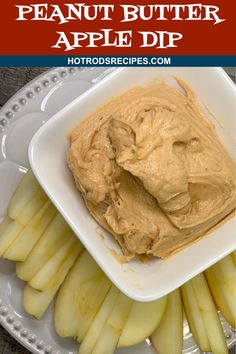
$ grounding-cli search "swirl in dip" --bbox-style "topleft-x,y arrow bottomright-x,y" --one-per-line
67,78 -> 236,260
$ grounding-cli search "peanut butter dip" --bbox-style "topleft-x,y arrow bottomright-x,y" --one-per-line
67,79 -> 236,260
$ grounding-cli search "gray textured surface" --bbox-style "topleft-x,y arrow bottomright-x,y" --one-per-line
0,67 -> 49,106
0,67 -> 235,354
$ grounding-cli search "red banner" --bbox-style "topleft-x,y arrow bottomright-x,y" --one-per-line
1,0 -> 235,55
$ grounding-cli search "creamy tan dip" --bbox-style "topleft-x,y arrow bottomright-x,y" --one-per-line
67,79 -> 236,260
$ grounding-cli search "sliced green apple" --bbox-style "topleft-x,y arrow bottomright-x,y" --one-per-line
16,213 -> 71,281
150,289 -> 183,354
92,292 -> 133,354
190,273 -> 228,354
15,188 -> 48,225
29,234 -> 80,291
77,275 -> 112,342
181,280 -> 210,352
118,295 -> 167,348
78,286 -> 120,354
54,251 -> 103,338
23,241 -> 82,319
0,220 -> 24,257
4,200 -> 56,261
205,256 -> 236,329
0,216 -> 12,235
8,170 -> 40,219
231,251 -> 236,267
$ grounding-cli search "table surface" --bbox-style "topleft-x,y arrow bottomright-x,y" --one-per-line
0,67 -> 235,354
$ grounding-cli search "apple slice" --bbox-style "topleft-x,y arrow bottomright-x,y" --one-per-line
23,241 -> 82,319
77,276 -> 112,342
205,255 -> 236,328
16,213 -> 71,281
15,189 -> 48,225
91,293 -> 133,354
231,251 -> 236,267
8,170 -> 40,219
78,286 -> 120,354
150,289 -> 183,354
205,266 -> 235,328
118,295 -> 167,348
0,220 -> 24,257
190,273 -> 228,354
4,200 -> 56,261
218,255 -> 236,297
181,280 -> 210,351
54,251 -> 104,338
0,216 -> 12,234
29,234 -> 82,291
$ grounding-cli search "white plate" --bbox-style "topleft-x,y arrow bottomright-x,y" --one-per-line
0,67 -> 235,354
29,67 -> 236,302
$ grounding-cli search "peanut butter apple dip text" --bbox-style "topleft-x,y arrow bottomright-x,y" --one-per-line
67,79 -> 236,260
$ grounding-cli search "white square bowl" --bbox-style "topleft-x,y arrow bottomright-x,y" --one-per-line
28,67 -> 236,302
